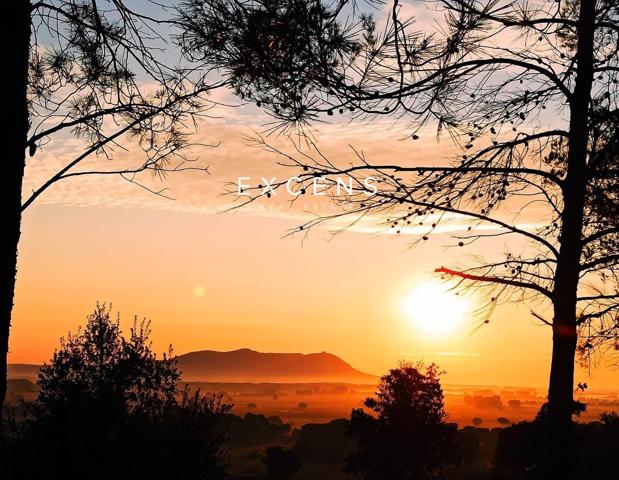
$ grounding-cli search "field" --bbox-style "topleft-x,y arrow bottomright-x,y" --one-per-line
188,381 -> 619,428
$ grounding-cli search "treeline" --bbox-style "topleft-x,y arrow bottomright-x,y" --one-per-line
1,305 -> 618,480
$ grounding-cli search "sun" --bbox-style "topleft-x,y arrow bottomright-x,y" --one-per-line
402,281 -> 469,337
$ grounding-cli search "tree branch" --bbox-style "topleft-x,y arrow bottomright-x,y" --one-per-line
435,266 -> 553,298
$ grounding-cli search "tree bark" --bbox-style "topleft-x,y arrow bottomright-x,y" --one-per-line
547,0 -> 595,430
1,0 -> 30,418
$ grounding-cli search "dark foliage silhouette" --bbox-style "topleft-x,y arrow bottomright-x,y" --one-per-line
345,362 -> 463,479
493,411 -> 619,479
227,412 -> 293,447
293,418 -> 355,465
263,445 -> 302,479
35,303 -> 179,417
0,304 -> 231,480
2,0 -> 225,414
179,0 -> 619,435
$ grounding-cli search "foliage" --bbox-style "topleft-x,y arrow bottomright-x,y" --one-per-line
345,362 -> 463,479
35,303 -> 179,417
177,0 -> 361,132
24,0 -> 220,208
227,412 -> 294,447
493,411 -> 619,479
293,418 -> 355,464
1,304 -> 231,480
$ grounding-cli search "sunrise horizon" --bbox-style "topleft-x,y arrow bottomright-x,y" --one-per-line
11,202 -> 619,392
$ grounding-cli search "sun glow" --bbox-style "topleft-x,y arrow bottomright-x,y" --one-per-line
402,281 -> 470,337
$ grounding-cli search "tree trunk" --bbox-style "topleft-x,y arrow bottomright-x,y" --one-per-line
1,0 -> 30,418
547,0 -> 595,430
548,305 -> 578,426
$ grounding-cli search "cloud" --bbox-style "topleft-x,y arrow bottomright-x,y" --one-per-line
23,111 -> 548,247
23,113 -> 447,212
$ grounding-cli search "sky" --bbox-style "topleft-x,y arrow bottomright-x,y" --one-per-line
12,0 -> 618,391
11,107 -> 619,389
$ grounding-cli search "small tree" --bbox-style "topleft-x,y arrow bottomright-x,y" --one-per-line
4,304 -> 231,479
345,362 -> 462,480
36,303 -> 179,418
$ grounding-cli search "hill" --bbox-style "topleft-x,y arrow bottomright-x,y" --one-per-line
7,349 -> 377,384
175,348 -> 378,383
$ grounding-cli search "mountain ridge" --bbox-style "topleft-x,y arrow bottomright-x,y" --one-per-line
8,349 -> 378,384
175,348 -> 378,383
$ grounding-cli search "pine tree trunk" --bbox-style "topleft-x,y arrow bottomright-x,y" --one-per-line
0,0 -> 30,417
548,306 -> 578,426
547,0 -> 595,431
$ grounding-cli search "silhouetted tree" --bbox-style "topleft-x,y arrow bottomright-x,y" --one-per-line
263,445 -> 302,479
345,362 -> 462,479
1,304 -> 231,479
226,412 -> 293,448
179,0 -> 619,434
2,0 -> 225,414
292,419 -> 356,465
35,303 -> 179,418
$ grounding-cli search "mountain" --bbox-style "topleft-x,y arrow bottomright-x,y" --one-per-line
175,348 -> 378,383
7,349 -> 378,384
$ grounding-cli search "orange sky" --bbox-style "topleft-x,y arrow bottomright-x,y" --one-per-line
10,197 -> 619,389
10,77 -> 619,390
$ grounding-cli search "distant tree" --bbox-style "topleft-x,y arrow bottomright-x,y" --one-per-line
472,417 -> 483,427
2,0 -> 225,414
292,419 -> 356,465
2,304 -> 231,479
497,417 -> 512,426
508,399 -> 522,409
345,362 -> 462,480
178,0 -> 619,435
227,412 -> 293,448
263,445 -> 302,479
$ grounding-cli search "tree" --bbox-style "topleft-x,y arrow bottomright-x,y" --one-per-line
178,0 -> 619,432
2,304 -> 231,479
2,0 -> 225,415
345,362 -> 462,479
35,303 -> 179,418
